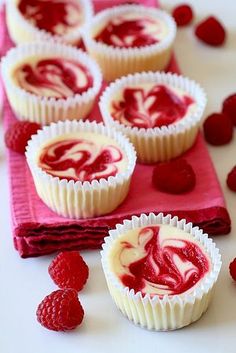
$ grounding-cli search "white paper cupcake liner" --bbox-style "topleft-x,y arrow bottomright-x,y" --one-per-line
6,0 -> 93,46
101,212 -> 221,331
26,119 -> 136,219
82,4 -> 176,81
100,71 -> 207,163
1,41 -> 102,125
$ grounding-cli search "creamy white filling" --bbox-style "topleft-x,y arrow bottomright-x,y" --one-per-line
37,132 -> 128,181
95,12 -> 169,44
108,224 -> 211,296
109,82 -> 197,127
17,0 -> 83,36
11,56 -> 91,98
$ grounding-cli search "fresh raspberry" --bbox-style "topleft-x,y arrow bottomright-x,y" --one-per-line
152,158 -> 196,194
4,121 -> 41,154
203,113 -> 233,146
36,289 -> 84,331
172,4 -> 194,27
195,16 -> 226,46
48,251 -> 89,292
229,258 -> 236,281
227,166 -> 236,192
222,94 -> 236,126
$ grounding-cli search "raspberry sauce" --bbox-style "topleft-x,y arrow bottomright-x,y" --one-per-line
18,0 -> 82,36
117,226 -> 210,296
95,14 -> 164,48
111,84 -> 195,128
14,58 -> 93,99
38,137 -> 124,182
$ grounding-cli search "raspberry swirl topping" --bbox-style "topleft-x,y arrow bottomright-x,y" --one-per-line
13,58 -> 93,99
38,133 -> 127,182
110,225 -> 210,296
18,0 -> 82,36
95,13 -> 168,48
111,84 -> 195,128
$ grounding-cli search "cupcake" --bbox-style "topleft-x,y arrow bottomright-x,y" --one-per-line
100,71 -> 207,163
1,41 -> 102,125
26,119 -> 136,219
82,4 -> 176,81
101,212 -> 221,331
6,0 -> 93,46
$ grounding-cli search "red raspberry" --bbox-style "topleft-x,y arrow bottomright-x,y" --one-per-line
172,4 -> 194,27
227,166 -> 236,192
48,251 -> 89,292
4,121 -> 41,154
203,113 -> 233,146
152,158 -> 196,194
36,289 -> 84,331
195,16 -> 226,46
229,258 -> 236,281
222,94 -> 236,126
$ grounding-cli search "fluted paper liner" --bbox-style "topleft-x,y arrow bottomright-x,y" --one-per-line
82,4 -> 176,81
100,71 -> 207,163
26,119 -> 136,219
6,0 -> 93,46
1,41 -> 102,125
101,213 -> 221,331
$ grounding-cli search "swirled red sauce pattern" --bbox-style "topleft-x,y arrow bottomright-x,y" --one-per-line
38,138 -> 124,182
111,85 -> 195,128
18,0 -> 82,36
119,226 -> 209,296
14,58 -> 93,98
95,15 -> 163,48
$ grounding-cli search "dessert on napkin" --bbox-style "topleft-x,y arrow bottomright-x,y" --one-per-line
6,0 -> 93,46
83,4 -> 176,81
0,0 -> 231,334
1,41 -> 102,124
100,71 -> 206,163
26,119 -> 136,218
3,79 -> 230,257
0,1 -> 231,259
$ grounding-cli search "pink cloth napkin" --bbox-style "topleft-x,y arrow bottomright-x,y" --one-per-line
1,1 -> 231,258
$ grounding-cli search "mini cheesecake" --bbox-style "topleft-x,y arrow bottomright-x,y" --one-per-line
101,213 -> 222,330
109,82 -> 197,129
100,71 -> 206,163
37,132 -> 128,182
6,0 -> 93,46
83,4 -> 176,81
1,42 -> 102,124
12,57 -> 94,99
26,120 -> 136,219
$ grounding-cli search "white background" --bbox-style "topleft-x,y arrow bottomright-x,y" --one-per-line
1,0 -> 236,352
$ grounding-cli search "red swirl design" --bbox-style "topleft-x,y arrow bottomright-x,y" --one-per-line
120,226 -> 209,296
111,85 -> 195,128
18,0 -> 82,36
95,16 -> 161,48
39,138 -> 124,182
15,58 -> 93,98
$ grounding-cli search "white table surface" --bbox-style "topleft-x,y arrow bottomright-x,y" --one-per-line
1,1 -> 236,352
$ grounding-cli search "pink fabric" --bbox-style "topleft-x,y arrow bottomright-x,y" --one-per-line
1,3 -> 231,258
